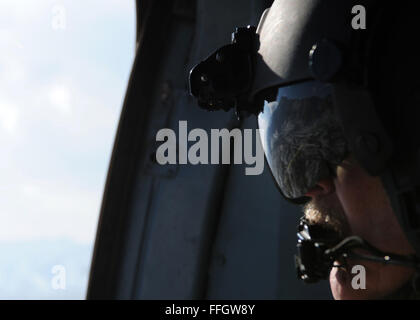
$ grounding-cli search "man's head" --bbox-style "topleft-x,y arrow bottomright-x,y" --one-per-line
304,157 -> 416,299
189,0 -> 420,299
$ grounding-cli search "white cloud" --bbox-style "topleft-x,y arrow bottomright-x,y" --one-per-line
0,175 -> 102,244
0,1 -> 133,243
0,1 -> 135,245
0,29 -> 25,50
48,85 -> 72,115
0,0 -> 135,299
0,101 -> 19,135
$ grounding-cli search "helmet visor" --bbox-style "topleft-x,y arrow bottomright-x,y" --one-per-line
257,81 -> 348,200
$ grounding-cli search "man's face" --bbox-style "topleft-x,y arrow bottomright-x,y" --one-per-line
304,158 -> 416,299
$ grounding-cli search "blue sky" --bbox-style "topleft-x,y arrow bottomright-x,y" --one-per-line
0,1 -> 135,298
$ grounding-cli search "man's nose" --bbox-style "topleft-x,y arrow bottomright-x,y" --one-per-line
304,178 -> 335,198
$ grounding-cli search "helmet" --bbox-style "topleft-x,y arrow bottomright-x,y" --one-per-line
189,0 -> 420,289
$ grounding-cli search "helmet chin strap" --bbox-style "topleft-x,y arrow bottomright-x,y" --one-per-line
326,236 -> 420,269
295,218 -> 420,283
